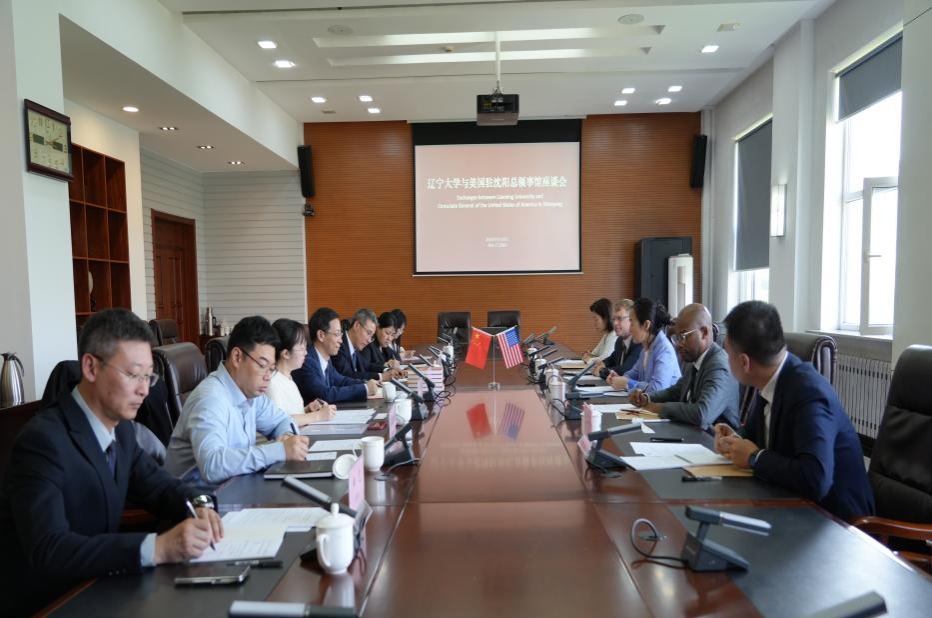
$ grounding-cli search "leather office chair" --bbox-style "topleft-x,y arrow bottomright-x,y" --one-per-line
784,332 -> 837,385
438,312 -> 471,349
488,310 -> 520,340
148,318 -> 180,346
852,345 -> 932,572
153,343 -> 208,426
205,336 -> 229,373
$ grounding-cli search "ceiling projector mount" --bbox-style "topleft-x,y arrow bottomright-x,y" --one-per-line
477,32 -> 519,126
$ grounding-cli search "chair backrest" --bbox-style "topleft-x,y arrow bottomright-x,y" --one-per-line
205,336 -> 229,373
148,319 -> 180,346
153,342 -> 208,425
437,312 -> 471,348
784,332 -> 837,385
868,344 -> 932,521
487,310 -> 520,340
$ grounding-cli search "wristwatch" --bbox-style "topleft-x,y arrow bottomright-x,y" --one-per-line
748,449 -> 763,469
192,494 -> 216,511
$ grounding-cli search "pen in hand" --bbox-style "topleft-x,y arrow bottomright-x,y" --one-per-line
185,499 -> 216,550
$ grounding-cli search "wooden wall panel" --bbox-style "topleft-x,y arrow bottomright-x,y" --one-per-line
303,114 -> 701,351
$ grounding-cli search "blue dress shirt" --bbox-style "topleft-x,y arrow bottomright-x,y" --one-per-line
622,330 -> 681,393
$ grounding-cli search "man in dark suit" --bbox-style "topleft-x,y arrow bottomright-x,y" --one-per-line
715,301 -> 875,519
293,307 -> 379,404
594,299 -> 642,380
0,309 -> 222,617
332,308 -> 403,382
629,304 -> 740,430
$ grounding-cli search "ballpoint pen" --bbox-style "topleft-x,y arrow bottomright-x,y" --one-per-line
228,559 -> 282,568
682,475 -> 723,482
185,499 -> 216,550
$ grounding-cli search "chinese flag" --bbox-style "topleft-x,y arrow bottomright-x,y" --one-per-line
465,327 -> 492,368
465,403 -> 492,438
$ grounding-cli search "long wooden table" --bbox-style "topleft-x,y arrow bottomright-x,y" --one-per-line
44,351 -> 932,617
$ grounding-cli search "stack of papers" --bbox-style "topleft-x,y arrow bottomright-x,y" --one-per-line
190,518 -> 288,563
311,409 -> 376,425
309,438 -> 362,452
300,423 -> 368,437
556,359 -> 587,369
619,443 -> 731,471
222,507 -> 329,532
576,385 -> 618,394
563,374 -> 602,384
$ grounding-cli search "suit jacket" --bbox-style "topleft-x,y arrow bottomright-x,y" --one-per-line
292,347 -> 367,404
0,393 -> 195,617
331,333 -> 380,381
740,353 -> 875,519
599,338 -> 642,379
359,341 -> 393,373
648,343 -> 740,430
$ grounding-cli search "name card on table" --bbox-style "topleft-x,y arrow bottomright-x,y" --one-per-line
387,401 -> 397,430
348,456 -> 365,511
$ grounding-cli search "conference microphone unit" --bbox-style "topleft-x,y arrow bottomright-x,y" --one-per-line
530,344 -> 555,357
522,332 -> 536,346
229,601 -> 357,618
564,359 -> 600,400
390,379 -> 427,420
680,506 -> 771,572
437,334 -> 453,345
587,423 -> 642,441
801,592 -> 887,618
540,348 -> 560,359
415,353 -> 434,366
282,476 -> 357,518
684,506 -> 771,536
407,364 -> 436,402
385,421 -> 414,449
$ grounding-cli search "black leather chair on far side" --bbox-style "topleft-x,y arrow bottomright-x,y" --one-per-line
488,310 -> 521,340
438,312 -> 471,349
153,343 -> 208,426
852,344 -> 932,572
148,318 -> 180,346
205,336 -> 229,373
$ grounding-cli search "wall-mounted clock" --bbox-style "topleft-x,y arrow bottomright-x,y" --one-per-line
24,99 -> 73,182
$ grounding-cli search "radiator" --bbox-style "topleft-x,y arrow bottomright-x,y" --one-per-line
835,354 -> 892,440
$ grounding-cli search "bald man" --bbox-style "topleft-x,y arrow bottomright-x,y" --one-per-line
629,304 -> 740,430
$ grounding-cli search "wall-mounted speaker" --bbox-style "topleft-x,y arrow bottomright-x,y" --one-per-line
297,145 -> 315,198
690,135 -> 708,189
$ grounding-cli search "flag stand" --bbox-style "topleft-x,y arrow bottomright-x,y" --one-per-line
488,336 -> 500,390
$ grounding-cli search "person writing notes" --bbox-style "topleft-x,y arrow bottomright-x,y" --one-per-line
268,318 -> 336,424
592,299 -> 642,379
608,298 -> 681,393
582,297 -> 618,362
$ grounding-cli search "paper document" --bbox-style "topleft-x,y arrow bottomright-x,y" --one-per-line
564,375 -> 602,384
222,507 -> 329,532
309,409 -> 374,425
556,359 -> 587,369
577,386 -> 616,394
309,438 -> 362,452
619,456 -> 688,471
629,443 -> 731,465
306,451 -> 337,461
300,423 -> 368,437
600,391 -> 629,398
189,517 -> 288,563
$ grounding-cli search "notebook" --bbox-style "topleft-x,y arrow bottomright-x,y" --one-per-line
263,457 -> 334,480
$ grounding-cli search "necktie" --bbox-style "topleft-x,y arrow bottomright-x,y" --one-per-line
752,395 -> 768,447
684,366 -> 699,402
105,441 -> 117,479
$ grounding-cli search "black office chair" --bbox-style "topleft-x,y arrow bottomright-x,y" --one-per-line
148,318 -> 180,346
153,343 -> 208,426
488,310 -> 520,340
205,336 -> 229,373
784,332 -> 837,385
852,345 -> 932,572
437,311 -> 471,348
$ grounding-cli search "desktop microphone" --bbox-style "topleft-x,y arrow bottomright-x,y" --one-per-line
415,353 -> 434,366
564,360 -> 600,400
427,345 -> 444,359
390,379 -> 427,420
437,334 -> 453,345
530,344 -> 555,358
407,363 -> 436,402
801,592 -> 887,618
540,347 -> 560,359
684,506 -> 772,536
522,332 -> 536,346
282,476 -> 357,518
587,423 -> 642,441
680,506 -> 771,572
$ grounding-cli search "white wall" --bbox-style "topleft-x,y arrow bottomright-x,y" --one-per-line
707,60 -> 773,320
201,172 -> 307,327
65,100 -> 147,319
893,0 -> 932,359
140,149 -> 207,321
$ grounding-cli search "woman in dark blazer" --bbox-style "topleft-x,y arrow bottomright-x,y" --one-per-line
359,311 -> 399,373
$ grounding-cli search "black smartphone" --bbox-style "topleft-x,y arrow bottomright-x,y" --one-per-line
650,437 -> 684,443
173,564 -> 250,586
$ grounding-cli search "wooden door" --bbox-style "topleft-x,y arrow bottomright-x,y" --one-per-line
152,212 -> 199,343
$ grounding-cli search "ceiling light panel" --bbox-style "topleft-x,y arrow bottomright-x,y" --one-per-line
257,40 -> 277,49
313,27 -> 662,49
701,45 -> 720,54
274,59 -> 296,68
330,47 -> 648,67
310,96 -> 326,103
668,85 -> 683,92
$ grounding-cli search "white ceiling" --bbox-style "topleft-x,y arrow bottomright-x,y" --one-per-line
60,1 -> 836,171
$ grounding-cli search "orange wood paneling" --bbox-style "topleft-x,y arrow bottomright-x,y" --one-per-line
303,114 -> 702,351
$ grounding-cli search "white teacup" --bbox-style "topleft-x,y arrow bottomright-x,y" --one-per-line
381,381 -> 396,401
332,453 -> 358,480
394,398 -> 413,424
360,436 -> 385,471
316,503 -> 355,575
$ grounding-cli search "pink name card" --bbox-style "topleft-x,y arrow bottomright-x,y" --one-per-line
348,456 -> 365,511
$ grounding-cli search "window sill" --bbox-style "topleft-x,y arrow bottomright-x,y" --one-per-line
809,328 -> 892,342
807,329 -> 892,362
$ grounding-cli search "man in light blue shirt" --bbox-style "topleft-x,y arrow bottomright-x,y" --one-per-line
166,316 -> 309,484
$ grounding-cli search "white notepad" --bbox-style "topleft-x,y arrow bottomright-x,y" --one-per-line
222,507 -> 329,532
189,517 -> 288,563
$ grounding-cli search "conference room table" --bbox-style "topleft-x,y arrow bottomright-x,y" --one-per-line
42,346 -> 932,617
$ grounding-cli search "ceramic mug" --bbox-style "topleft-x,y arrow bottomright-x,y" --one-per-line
360,436 -> 385,471
382,381 -> 396,401
316,504 -> 355,575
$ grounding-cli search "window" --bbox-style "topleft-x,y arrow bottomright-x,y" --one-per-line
838,92 -> 901,335
732,118 -> 772,305
737,268 -> 769,303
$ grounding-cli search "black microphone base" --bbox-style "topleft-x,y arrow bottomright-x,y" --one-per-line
681,534 -> 750,571
382,445 -> 417,469
586,446 -> 628,470
560,399 -> 583,420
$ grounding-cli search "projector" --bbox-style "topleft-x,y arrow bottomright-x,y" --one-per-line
477,93 -> 519,126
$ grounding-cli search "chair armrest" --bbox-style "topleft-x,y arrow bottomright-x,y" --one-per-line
850,515 -> 932,542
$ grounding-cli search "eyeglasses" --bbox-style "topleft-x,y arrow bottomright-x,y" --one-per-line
613,315 -> 630,323
326,330 -> 343,339
671,328 -> 700,345
241,349 -> 278,376
94,356 -> 159,387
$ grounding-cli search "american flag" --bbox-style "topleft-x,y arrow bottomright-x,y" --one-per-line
495,326 -> 524,369
497,402 -> 525,440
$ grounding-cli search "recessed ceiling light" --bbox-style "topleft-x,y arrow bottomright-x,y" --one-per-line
257,40 -> 277,50
310,96 -> 327,104
358,95 -> 373,102
367,107 -> 381,114
618,14 -> 645,25
655,97 -> 672,105
718,22 -> 741,32
227,161 -> 244,165
328,25 -> 353,35
158,126 -> 178,131
613,99 -> 627,107
122,106 -> 139,113
621,87 -> 636,95
668,85 -> 683,93
197,145 -> 214,150
702,45 -> 720,54
274,59 -> 296,69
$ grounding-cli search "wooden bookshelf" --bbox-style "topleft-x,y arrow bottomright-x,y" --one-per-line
68,144 -> 131,328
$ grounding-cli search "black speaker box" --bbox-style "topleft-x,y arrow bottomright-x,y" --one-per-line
690,135 -> 708,189
297,145 -> 315,198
